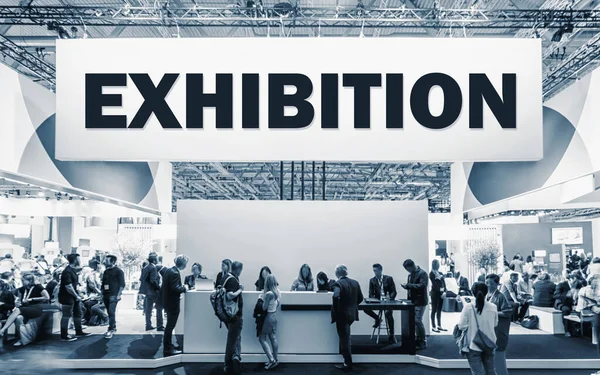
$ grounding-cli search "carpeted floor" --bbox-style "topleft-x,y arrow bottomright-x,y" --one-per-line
8,363 -> 600,375
419,334 -> 599,359
0,334 -> 184,360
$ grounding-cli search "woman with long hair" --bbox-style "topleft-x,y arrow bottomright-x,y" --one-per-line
215,259 -> 232,289
259,274 -> 280,370
458,282 -> 498,375
255,266 -> 272,291
291,264 -> 314,291
429,259 -> 447,332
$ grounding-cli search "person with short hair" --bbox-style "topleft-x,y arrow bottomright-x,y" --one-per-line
331,264 -> 363,372
430,259 -> 447,332
140,252 -> 164,331
101,254 -> 125,339
401,259 -> 428,350
224,261 -> 244,373
364,263 -> 397,342
58,253 -> 90,341
161,254 -> 189,356
486,274 -> 512,375
501,272 -> 529,322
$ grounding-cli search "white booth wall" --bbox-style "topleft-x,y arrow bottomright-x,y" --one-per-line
176,200 -> 430,335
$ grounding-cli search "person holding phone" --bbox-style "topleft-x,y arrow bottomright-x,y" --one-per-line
101,254 -> 125,339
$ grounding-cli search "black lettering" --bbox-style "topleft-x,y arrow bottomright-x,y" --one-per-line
386,74 -> 403,129
321,74 -> 338,129
268,74 -> 314,129
343,74 -> 382,129
242,74 -> 259,129
128,74 -> 180,129
186,74 -> 233,129
411,73 -> 462,130
469,74 -> 516,129
85,73 -> 127,129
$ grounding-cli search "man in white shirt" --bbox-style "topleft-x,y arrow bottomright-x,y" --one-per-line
0,254 -> 15,273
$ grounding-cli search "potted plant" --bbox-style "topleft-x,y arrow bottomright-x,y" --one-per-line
112,230 -> 156,290
466,239 -> 502,275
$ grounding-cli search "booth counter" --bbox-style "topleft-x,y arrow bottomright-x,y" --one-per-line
183,291 -> 415,356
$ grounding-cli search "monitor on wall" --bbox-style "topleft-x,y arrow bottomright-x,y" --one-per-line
552,227 -> 583,245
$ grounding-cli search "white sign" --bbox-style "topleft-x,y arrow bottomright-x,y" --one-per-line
56,38 -> 543,162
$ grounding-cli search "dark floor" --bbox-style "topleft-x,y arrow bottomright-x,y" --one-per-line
6,363 -> 600,375
419,334 -> 599,359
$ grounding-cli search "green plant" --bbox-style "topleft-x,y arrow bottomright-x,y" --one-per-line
112,230 -> 155,289
466,239 -> 501,274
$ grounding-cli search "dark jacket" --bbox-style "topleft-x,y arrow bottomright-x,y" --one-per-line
406,267 -> 428,306
140,263 -> 161,297
368,275 -> 397,300
161,266 -> 186,312
532,280 -> 556,307
253,296 -> 266,337
429,271 -> 446,297
458,276 -> 470,295
554,281 -> 572,309
184,274 -> 207,290
331,276 -> 364,324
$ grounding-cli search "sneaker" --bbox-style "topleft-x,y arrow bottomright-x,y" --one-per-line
76,331 -> 92,337
157,327 -> 165,332
145,326 -> 155,331
104,330 -> 114,339
61,336 -> 77,342
438,327 -> 448,332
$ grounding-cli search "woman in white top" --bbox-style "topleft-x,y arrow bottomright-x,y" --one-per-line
458,282 -> 499,375
259,274 -> 281,370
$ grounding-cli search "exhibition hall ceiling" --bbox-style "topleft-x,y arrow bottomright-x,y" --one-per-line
0,0 -> 599,98
172,162 -> 451,212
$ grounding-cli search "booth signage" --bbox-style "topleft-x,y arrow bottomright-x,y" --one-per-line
56,38 -> 543,162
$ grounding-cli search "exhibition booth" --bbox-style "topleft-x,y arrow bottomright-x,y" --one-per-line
2,31 -> 600,373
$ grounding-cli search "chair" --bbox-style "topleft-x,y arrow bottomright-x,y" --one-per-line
370,309 -> 397,344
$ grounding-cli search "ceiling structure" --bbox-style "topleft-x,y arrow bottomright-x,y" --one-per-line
1,1 -> 600,214
172,162 -> 451,211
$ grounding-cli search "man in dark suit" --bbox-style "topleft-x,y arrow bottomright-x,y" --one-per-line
140,252 -> 164,332
160,254 -> 189,356
363,263 -> 397,342
331,264 -> 364,372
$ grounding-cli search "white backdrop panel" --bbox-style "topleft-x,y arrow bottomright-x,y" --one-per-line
177,200 -> 429,300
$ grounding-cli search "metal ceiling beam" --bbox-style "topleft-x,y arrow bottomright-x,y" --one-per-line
0,6 -> 598,29
542,30 -> 600,99
0,33 -> 55,90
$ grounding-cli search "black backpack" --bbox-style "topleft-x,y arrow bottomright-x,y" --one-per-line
521,315 -> 539,329
210,275 -> 238,327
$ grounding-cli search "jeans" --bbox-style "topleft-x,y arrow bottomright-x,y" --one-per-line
364,310 -> 394,335
494,350 -> 508,375
225,316 -> 243,367
512,301 -> 529,322
466,350 -> 497,375
60,300 -> 83,338
336,320 -> 353,367
144,294 -> 164,329
431,293 -> 443,328
103,296 -> 119,331
414,305 -> 427,345
164,309 -> 180,352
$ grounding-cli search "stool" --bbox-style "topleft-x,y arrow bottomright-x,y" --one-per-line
370,310 -> 396,344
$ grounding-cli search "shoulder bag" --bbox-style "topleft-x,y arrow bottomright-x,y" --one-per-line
471,304 -> 497,352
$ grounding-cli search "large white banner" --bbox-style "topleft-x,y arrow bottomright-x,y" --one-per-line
56,38 -> 542,162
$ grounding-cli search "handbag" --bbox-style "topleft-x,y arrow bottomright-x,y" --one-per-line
471,304 -> 497,352
521,315 -> 539,329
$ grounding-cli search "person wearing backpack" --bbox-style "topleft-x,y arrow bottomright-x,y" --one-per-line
224,261 -> 244,374
161,254 -> 189,356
